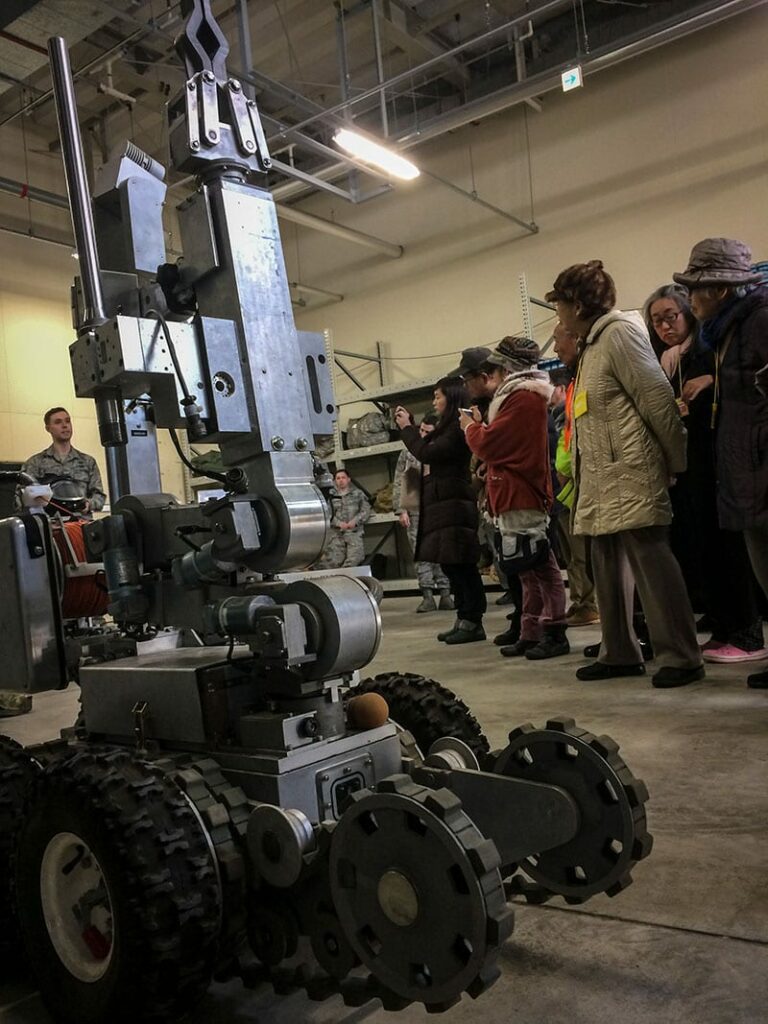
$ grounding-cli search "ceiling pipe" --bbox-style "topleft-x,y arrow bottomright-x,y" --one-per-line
266,0 -> 574,143
0,175 -> 70,210
0,28 -> 48,57
276,204 -> 403,258
271,0 -> 764,203
0,174 -> 403,259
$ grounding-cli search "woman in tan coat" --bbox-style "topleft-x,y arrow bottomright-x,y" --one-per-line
546,260 -> 704,689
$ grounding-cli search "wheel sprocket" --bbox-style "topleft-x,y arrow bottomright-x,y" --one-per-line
329,774 -> 512,1011
494,717 -> 653,903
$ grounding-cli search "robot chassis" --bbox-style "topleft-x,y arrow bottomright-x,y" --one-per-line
0,4 -> 652,1021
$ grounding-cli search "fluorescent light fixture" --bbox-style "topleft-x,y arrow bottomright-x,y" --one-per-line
334,128 -> 420,181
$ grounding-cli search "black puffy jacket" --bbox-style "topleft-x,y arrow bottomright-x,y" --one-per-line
713,287 -> 768,530
400,420 -> 480,565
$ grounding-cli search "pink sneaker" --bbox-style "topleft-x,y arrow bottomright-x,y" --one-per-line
703,645 -> 768,664
700,639 -> 725,652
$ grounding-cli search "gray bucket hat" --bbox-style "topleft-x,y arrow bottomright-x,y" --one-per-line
673,238 -> 762,289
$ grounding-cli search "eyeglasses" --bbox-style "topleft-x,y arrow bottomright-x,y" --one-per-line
650,311 -> 683,329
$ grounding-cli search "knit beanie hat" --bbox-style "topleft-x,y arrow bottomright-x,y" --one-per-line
486,335 -> 540,372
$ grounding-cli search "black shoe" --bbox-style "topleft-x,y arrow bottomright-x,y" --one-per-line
495,591 -> 515,606
525,625 -> 570,661
500,639 -> 538,658
494,627 -> 520,646
525,636 -> 570,661
576,662 -> 645,681
747,668 -> 768,688
437,620 -> 460,642
444,619 -> 486,645
652,664 -> 705,689
583,639 -> 653,662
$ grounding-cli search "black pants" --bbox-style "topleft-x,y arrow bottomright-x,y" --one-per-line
441,563 -> 487,624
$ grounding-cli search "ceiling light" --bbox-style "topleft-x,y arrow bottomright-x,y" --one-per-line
333,128 -> 420,181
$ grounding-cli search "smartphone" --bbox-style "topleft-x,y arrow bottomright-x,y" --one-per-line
459,408 -> 475,416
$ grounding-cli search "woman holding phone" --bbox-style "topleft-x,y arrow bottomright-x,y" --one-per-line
394,377 -> 486,644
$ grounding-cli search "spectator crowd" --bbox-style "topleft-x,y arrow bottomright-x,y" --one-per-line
321,236 -> 768,691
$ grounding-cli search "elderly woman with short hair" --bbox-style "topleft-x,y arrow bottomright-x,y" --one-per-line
644,282 -> 764,665
547,260 -> 703,689
673,238 -> 768,688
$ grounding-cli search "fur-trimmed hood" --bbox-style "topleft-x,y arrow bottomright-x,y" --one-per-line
488,369 -> 553,422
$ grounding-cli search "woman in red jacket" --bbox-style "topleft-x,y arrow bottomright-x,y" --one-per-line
461,336 -> 569,660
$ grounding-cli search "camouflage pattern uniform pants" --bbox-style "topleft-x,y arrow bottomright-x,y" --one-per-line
406,513 -> 450,591
319,528 -> 365,568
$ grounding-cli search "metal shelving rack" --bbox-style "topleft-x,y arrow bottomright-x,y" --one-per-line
324,332 -> 440,591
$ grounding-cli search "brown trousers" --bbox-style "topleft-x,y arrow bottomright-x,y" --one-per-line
556,509 -> 597,614
590,526 -> 701,669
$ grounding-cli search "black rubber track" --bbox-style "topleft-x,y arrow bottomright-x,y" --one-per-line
354,672 -> 490,763
14,748 -> 222,1024
0,736 -> 40,956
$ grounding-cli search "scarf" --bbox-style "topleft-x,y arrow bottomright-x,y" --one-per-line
699,295 -> 741,351
487,369 -> 553,423
660,335 -> 693,382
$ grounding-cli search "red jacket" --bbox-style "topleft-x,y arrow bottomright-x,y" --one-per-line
464,387 -> 553,516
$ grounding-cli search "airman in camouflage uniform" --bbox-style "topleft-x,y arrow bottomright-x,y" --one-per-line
318,469 -> 371,568
4,409 -> 105,716
20,407 -> 106,513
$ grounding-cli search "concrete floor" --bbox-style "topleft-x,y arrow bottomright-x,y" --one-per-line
2,596 -> 767,1023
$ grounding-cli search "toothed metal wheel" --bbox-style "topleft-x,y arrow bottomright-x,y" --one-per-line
494,717 -> 653,903
329,774 -> 513,1011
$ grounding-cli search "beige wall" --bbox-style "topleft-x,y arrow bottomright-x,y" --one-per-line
0,6 -> 765,463
291,7 -> 768,413
0,231 -> 185,498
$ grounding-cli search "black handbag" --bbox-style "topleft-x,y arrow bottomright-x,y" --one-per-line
493,528 -> 549,575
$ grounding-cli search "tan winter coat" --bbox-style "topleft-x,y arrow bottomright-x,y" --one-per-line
572,309 -> 687,536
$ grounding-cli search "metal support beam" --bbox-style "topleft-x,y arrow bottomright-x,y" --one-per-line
235,0 -> 255,101
422,169 -> 537,234
291,282 -> 344,304
371,0 -> 389,138
0,174 -> 403,260
276,205 -> 403,258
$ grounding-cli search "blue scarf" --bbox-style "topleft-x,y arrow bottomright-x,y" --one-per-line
699,295 -> 741,351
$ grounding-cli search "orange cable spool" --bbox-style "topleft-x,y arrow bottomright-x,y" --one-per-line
51,520 -> 110,619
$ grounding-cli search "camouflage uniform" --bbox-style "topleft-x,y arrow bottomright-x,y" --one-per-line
21,445 -> 106,511
392,449 -> 449,591
319,484 -> 371,568
0,692 -> 32,717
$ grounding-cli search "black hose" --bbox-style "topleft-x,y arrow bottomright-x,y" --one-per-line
168,427 -> 229,485
145,308 -> 195,403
